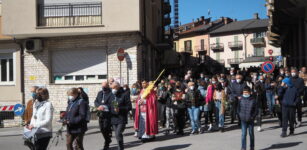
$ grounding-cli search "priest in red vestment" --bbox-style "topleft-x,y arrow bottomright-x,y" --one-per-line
134,81 -> 158,141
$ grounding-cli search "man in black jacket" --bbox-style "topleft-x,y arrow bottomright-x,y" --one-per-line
110,81 -> 132,150
94,81 -> 112,150
254,76 -> 266,132
290,68 -> 304,127
229,74 -> 247,125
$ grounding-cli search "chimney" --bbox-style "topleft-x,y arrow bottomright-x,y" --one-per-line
253,13 -> 259,19
201,16 -> 205,21
223,17 -> 229,24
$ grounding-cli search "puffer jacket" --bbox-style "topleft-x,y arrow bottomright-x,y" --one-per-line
238,96 -> 258,122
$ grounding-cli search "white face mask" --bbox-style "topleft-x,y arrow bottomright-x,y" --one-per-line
112,89 -> 118,94
190,86 -> 194,90
236,79 -> 241,83
123,88 -> 127,91
68,96 -> 74,101
291,73 -> 297,77
212,81 -> 216,84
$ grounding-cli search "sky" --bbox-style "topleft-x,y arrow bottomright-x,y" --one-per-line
175,0 -> 267,25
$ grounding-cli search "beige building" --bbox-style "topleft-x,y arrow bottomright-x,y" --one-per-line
209,14 -> 281,69
173,17 -> 232,73
1,0 -> 171,126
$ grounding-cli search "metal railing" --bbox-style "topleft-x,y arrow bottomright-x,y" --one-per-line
228,58 -> 243,64
37,2 -> 102,27
210,43 -> 224,51
194,45 -> 207,52
228,41 -> 243,49
180,47 -> 192,53
243,56 -> 268,63
250,37 -> 265,46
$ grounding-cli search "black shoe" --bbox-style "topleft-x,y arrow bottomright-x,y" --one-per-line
280,133 -> 287,138
220,127 -> 224,133
289,131 -> 294,136
176,131 -> 184,136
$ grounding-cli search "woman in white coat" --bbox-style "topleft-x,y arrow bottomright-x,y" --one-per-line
27,88 -> 53,150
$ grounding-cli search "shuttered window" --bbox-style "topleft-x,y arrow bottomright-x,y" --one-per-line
52,49 -> 107,83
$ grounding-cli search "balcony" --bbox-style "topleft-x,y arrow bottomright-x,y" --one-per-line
163,15 -> 171,26
250,37 -> 265,47
228,58 -> 243,64
210,43 -> 224,52
37,2 -> 102,27
228,41 -> 243,50
243,56 -> 270,63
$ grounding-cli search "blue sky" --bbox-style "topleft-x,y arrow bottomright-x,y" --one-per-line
175,0 -> 267,24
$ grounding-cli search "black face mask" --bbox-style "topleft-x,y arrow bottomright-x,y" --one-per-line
37,95 -> 44,102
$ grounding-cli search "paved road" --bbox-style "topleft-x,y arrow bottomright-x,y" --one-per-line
1,116 -> 307,150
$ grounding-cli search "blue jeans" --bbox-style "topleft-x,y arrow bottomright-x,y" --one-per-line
215,101 -> 224,127
266,92 -> 275,113
241,121 -> 255,150
187,106 -> 200,131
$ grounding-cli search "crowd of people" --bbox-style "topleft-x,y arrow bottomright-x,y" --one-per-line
22,66 -> 307,150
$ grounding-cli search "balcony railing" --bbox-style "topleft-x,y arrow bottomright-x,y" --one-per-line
163,1 -> 171,14
250,37 -> 265,47
37,2 -> 102,27
228,41 -> 243,50
243,56 -> 269,63
228,58 -> 243,64
210,43 -> 224,52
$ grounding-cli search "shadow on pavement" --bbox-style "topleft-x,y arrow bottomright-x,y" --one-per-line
152,144 -> 191,150
260,142 -> 302,150
262,125 -> 280,132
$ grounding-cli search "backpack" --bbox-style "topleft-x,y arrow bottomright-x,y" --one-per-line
78,99 -> 91,123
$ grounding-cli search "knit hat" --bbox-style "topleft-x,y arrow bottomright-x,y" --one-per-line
282,77 -> 293,87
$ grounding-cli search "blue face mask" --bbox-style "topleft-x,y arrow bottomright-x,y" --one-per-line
31,93 -> 37,99
243,94 -> 250,98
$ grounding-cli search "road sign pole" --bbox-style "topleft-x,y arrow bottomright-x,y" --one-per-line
120,61 -> 122,85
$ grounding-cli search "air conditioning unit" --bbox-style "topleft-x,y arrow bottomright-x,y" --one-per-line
24,39 -> 43,53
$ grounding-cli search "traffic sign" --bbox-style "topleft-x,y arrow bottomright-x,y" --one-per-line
117,48 -> 125,61
261,61 -> 275,73
268,49 -> 273,55
13,104 -> 25,116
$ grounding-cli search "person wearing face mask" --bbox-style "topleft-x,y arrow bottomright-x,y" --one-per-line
205,76 -> 218,131
157,82 -> 167,128
264,74 -> 276,116
229,74 -> 247,125
172,81 -> 186,135
299,67 -> 307,106
134,81 -> 158,142
109,82 -> 132,150
254,76 -> 266,132
130,84 -> 140,121
285,70 -> 291,78
278,78 -> 300,137
185,82 -> 202,135
27,88 -> 53,150
290,68 -> 305,127
65,88 -> 88,150
24,86 -> 39,126
238,87 -> 258,150
213,83 -> 226,132
94,81 -> 112,150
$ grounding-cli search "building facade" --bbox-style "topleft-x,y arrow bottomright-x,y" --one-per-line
1,0 -> 171,126
173,17 -> 232,74
209,14 -> 281,69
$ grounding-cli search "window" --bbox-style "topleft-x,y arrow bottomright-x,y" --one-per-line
234,36 -> 239,46
200,39 -> 205,50
254,32 -> 265,38
52,49 -> 107,84
0,53 -> 14,84
254,47 -> 264,57
184,40 -> 192,52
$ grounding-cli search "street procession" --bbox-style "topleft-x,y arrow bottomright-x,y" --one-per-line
0,0 -> 307,150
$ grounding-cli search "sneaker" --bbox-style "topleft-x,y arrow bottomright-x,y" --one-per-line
296,121 -> 302,128
208,124 -> 213,131
198,128 -> 202,134
280,133 -> 287,138
134,132 -> 138,137
190,130 -> 196,135
257,126 -> 262,132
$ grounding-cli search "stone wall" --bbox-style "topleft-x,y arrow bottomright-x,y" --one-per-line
23,32 -> 141,121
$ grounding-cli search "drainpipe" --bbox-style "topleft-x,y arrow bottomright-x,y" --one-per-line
13,38 -> 25,106
243,32 -> 248,60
